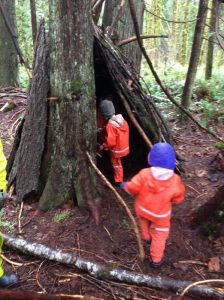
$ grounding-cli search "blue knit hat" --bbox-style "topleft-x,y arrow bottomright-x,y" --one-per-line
148,143 -> 176,170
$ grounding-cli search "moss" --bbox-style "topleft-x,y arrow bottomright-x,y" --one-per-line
70,79 -> 83,95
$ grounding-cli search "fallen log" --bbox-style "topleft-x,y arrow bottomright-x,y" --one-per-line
0,289 -> 86,300
2,234 -> 224,299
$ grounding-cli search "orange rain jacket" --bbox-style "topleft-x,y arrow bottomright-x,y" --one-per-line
103,114 -> 129,158
124,168 -> 185,227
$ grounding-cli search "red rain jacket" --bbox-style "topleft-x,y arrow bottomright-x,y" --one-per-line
124,168 -> 185,227
103,114 -> 129,158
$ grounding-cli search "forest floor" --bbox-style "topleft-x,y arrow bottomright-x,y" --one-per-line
0,88 -> 224,300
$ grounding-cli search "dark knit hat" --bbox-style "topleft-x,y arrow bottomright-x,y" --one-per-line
99,100 -> 115,119
148,143 -> 176,170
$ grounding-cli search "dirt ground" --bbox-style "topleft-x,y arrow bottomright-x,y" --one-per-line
0,88 -> 224,300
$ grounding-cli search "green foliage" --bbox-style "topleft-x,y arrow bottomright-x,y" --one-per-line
200,98 -> 217,128
214,142 -> 224,150
53,210 -> 70,223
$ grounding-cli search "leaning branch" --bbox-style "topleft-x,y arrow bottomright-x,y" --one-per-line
118,92 -> 153,148
2,234 -> 224,298
128,0 -> 224,143
117,34 -> 168,47
86,151 -> 144,260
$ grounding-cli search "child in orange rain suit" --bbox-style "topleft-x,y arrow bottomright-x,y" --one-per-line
120,143 -> 185,268
98,99 -> 129,184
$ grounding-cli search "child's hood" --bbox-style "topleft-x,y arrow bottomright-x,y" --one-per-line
146,167 -> 174,192
109,114 -> 127,131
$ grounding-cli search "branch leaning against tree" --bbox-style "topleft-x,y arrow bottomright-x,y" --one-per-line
128,0 -> 224,143
86,151 -> 144,260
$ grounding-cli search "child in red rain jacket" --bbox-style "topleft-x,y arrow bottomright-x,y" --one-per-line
99,99 -> 129,184
121,143 -> 185,268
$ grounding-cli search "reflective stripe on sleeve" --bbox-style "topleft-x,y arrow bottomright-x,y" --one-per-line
112,165 -> 122,168
137,204 -> 171,218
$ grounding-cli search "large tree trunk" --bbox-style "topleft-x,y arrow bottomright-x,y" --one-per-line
102,0 -> 144,73
205,0 -> 217,79
0,0 -> 18,86
38,1 -> 99,220
7,2 -> 100,223
181,0 -> 208,110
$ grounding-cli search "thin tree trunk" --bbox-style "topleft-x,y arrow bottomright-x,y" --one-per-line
181,0 -> 208,110
205,0 -> 218,79
30,0 -> 37,46
0,0 -> 18,86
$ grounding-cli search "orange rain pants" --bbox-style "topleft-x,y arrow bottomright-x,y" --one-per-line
138,216 -> 169,263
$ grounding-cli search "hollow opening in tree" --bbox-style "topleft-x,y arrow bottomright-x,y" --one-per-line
94,43 -> 149,182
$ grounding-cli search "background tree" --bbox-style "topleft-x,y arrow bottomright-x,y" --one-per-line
30,0 -> 37,46
205,0 -> 218,79
102,0 -> 144,73
0,0 -> 18,86
181,0 -> 209,111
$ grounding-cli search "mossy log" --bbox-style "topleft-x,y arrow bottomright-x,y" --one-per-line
3,233 -> 224,299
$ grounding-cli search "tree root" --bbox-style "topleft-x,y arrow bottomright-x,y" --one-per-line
2,233 -> 224,298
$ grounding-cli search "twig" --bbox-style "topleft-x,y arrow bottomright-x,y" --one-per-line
86,151 -> 144,260
186,185 -> 201,194
36,261 -> 46,293
178,260 -> 207,266
178,279 -> 224,298
0,253 -> 39,267
18,201 -> 24,234
104,226 -> 114,242
145,7 -> 198,24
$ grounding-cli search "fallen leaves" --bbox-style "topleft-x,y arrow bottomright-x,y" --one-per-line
208,257 -> 221,272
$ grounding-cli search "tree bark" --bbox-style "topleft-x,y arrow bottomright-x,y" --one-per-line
181,0 -> 208,110
0,0 -> 18,86
102,0 -> 144,73
38,1 -> 100,223
2,233 -> 224,299
7,21 -> 49,202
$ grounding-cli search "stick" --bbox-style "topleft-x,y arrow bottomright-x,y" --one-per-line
18,202 -> 24,234
86,151 -> 144,260
118,92 -> 152,148
178,279 -> 224,298
177,260 -> 207,266
2,234 -> 224,298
